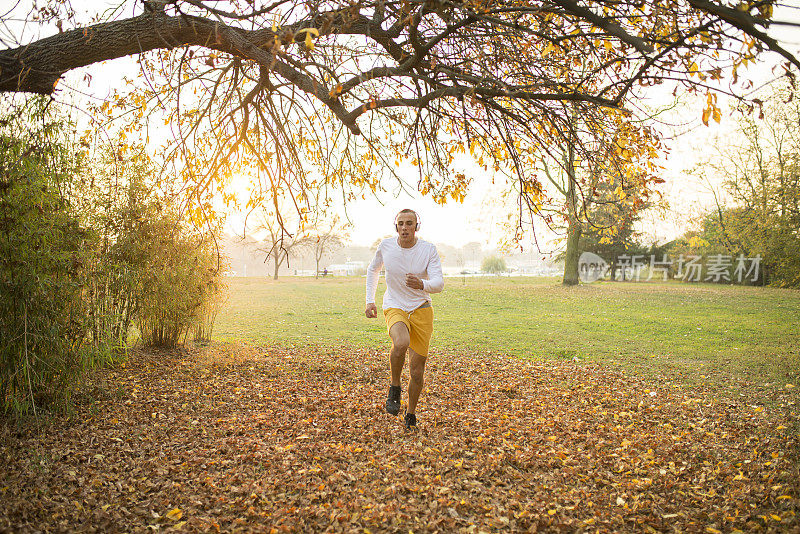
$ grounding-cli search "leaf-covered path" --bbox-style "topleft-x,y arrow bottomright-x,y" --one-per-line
2,345 -> 798,533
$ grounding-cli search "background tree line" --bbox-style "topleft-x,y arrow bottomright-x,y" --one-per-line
556,82 -> 799,288
671,82 -> 800,287
0,98 -> 226,415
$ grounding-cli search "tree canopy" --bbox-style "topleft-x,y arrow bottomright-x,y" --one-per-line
2,0 -> 798,237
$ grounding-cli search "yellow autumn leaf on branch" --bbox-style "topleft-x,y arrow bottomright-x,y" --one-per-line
702,106 -> 711,126
295,28 -> 319,50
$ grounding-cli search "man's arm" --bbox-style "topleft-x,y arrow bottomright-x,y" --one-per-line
422,245 -> 444,294
365,245 -> 383,317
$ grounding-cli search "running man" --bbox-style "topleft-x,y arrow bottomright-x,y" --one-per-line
365,209 -> 444,429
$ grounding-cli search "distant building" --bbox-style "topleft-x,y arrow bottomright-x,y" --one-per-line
515,265 -> 562,276
326,260 -> 366,276
516,265 -> 544,274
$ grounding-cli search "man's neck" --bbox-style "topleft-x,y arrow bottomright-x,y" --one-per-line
397,237 -> 417,249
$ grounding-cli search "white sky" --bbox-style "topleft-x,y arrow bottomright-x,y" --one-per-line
5,0 -> 799,251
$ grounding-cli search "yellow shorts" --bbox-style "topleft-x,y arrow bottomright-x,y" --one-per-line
384,306 -> 434,358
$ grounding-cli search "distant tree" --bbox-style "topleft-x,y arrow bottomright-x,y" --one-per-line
482,256 -> 507,275
455,251 -> 466,285
463,242 -> 482,269
309,216 -> 349,278
255,213 -> 313,280
435,243 -> 459,266
224,233 -> 263,277
370,235 -> 393,254
514,100 -> 658,286
577,170 -> 653,280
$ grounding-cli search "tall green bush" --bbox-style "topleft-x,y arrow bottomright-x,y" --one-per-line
0,99 -> 228,415
0,99 -> 90,413
76,150 -> 163,353
134,203 -> 226,348
76,147 -> 227,349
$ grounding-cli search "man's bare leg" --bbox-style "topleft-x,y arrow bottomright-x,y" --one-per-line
385,322 -> 409,415
407,348 -> 426,415
388,322 -> 410,387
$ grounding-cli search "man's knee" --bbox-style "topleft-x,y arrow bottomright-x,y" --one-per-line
389,323 -> 410,352
390,328 -> 409,352
391,338 -> 409,354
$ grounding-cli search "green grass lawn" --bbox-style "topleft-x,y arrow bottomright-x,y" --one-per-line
214,276 -> 800,398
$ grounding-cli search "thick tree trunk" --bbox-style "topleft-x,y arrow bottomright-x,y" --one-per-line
562,128 -> 581,286
0,10 -> 353,94
562,220 -> 582,286
563,218 -> 582,285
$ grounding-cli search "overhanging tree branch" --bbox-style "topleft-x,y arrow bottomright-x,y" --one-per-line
689,0 -> 800,71
2,0 -> 798,247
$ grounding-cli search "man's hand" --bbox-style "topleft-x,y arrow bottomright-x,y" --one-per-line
365,303 -> 378,318
405,273 -> 424,290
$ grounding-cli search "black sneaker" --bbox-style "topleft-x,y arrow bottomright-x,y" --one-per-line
385,385 -> 401,415
404,412 -> 417,430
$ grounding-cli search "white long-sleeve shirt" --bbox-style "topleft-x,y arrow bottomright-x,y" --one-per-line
366,237 -> 444,312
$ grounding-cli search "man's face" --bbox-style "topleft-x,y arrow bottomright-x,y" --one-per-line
395,212 -> 417,240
